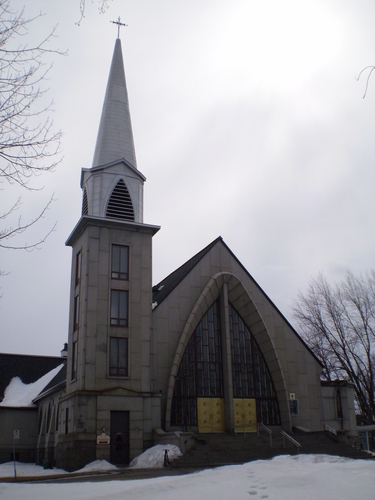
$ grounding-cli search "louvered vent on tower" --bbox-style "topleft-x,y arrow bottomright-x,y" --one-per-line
82,189 -> 88,216
106,179 -> 134,221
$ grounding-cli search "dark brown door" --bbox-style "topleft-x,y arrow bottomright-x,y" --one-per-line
110,411 -> 130,465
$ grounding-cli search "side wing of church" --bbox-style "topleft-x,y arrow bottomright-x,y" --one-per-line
0,34 -> 357,471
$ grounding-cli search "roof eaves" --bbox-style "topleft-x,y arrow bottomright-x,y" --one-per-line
80,158 -> 146,188
33,364 -> 67,403
33,381 -> 66,404
66,216 -> 160,247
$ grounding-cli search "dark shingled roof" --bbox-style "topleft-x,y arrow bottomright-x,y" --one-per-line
152,236 -> 222,306
34,364 -> 66,401
0,353 -> 66,402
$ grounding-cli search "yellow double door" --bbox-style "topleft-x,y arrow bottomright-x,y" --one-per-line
197,398 -> 257,433
233,398 -> 257,432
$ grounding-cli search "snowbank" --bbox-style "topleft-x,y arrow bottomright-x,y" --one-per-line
0,460 -> 116,478
75,460 -> 118,473
129,444 -> 182,468
0,462 -> 66,478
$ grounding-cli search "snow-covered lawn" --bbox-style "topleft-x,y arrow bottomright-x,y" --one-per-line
0,459 -> 116,478
0,461 -> 66,478
0,453 -> 374,500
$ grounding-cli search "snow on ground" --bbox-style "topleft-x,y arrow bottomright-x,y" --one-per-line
0,365 -> 64,407
0,454 -> 374,500
129,444 -> 182,468
0,445 -> 180,478
76,459 -> 118,473
0,462 -> 67,478
0,459 -> 117,478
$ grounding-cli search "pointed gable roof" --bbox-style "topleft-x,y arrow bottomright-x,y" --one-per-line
152,237 -> 323,366
92,38 -> 137,169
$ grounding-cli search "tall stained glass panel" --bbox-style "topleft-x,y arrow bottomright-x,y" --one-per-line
229,304 -> 280,425
171,301 -> 222,427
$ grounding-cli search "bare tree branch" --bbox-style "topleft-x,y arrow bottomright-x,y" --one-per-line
293,271 -> 375,424
0,195 -> 56,250
0,2 -> 65,187
77,0 -> 112,26
0,0 -> 64,263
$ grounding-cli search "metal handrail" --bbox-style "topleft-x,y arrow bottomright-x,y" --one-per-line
348,435 -> 361,450
257,422 -> 272,447
281,430 -> 301,453
235,425 -> 246,437
324,424 -> 337,436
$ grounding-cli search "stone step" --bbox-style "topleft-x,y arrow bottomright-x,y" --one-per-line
171,431 -> 373,468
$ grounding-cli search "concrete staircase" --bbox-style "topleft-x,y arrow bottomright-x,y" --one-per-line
171,429 -> 373,469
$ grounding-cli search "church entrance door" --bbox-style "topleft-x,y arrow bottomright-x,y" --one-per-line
110,411 -> 130,465
233,399 -> 257,433
197,398 -> 225,432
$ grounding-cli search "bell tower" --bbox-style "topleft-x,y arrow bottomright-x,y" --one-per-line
57,31 -> 161,471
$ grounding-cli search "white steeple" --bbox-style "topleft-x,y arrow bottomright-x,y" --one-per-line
92,37 -> 137,168
80,36 -> 146,224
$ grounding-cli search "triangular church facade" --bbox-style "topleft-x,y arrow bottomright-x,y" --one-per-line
0,35 -> 357,471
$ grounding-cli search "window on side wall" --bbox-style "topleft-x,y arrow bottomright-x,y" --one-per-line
55,403 -> 59,432
111,245 -> 129,280
75,251 -> 82,286
109,337 -> 128,376
289,399 -> 299,416
71,341 -> 78,380
110,290 -> 128,326
74,295 -> 80,331
65,408 -> 69,435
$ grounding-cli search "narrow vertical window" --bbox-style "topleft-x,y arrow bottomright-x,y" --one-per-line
74,295 -> 80,331
47,403 -> 52,432
112,245 -> 129,280
65,408 -> 69,435
110,290 -> 128,326
82,189 -> 88,216
38,408 -> 43,434
109,337 -> 128,376
75,251 -> 82,286
55,403 -> 59,431
71,341 -> 78,380
336,389 -> 343,419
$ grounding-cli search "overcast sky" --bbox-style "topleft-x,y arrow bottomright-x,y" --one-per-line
1,0 -> 375,356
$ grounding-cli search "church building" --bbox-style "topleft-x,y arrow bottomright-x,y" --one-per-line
0,34 -> 357,471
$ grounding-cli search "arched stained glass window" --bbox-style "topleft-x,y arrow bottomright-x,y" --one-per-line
171,301 -> 222,427
170,300 -> 280,429
229,304 -> 280,425
106,179 -> 134,221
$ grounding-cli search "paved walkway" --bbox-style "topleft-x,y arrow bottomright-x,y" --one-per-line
0,466 -> 202,484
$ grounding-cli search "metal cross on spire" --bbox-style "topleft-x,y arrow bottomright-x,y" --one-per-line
111,16 -> 128,38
